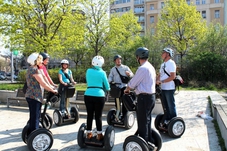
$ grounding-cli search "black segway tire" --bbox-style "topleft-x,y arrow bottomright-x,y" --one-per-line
27,128 -> 53,151
53,109 -> 63,126
154,114 -> 164,131
22,124 -> 29,144
107,108 -> 116,126
104,126 -> 115,151
70,106 -> 80,123
151,128 -> 162,151
77,123 -> 86,148
41,113 -> 53,129
168,117 -> 185,138
124,111 -> 135,129
123,135 -> 149,151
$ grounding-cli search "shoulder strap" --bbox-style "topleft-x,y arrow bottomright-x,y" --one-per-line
62,69 -> 72,83
115,67 -> 122,76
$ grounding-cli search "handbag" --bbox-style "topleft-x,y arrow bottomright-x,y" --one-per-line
163,66 -> 183,90
22,81 -> 28,94
109,83 -> 121,98
115,67 -> 130,84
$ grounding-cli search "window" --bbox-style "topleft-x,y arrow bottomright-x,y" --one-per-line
150,4 -> 154,10
161,2 -> 164,8
186,0 -> 190,5
196,0 -> 200,5
150,16 -> 154,23
202,11 -> 206,18
215,10 -> 220,18
215,0 -> 220,3
151,28 -> 155,35
202,0 -> 205,4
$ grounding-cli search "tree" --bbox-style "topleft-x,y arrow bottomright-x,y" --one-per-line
156,0 -> 207,68
192,23 -> 227,57
107,11 -> 142,65
79,0 -> 142,57
0,0 -> 84,56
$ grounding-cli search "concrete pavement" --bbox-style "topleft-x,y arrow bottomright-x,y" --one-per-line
0,91 -> 223,151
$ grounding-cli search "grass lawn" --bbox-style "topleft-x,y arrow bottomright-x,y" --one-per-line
0,83 -> 87,91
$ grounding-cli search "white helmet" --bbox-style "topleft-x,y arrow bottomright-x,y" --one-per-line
27,53 -> 39,65
92,56 -> 104,67
61,59 -> 69,64
163,47 -> 174,57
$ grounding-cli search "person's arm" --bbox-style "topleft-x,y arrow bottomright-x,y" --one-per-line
108,68 -> 114,83
58,73 -> 68,86
161,72 -> 176,83
46,72 -> 57,87
33,73 -> 57,93
39,69 -> 53,88
125,66 -> 134,78
69,70 -> 77,85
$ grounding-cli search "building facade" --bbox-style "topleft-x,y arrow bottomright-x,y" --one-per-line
110,0 -> 226,35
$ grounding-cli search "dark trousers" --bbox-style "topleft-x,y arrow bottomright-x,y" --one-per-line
114,87 -> 127,117
84,95 -> 105,131
136,94 -> 155,142
26,98 -> 42,134
161,90 -> 177,120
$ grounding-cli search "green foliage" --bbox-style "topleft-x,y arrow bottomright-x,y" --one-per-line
156,0 -> 207,57
0,0 -> 84,55
191,23 -> 227,57
182,51 -> 227,86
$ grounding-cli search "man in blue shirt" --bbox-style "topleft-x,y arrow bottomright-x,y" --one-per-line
124,47 -> 156,143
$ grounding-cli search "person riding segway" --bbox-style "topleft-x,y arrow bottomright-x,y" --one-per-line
155,48 -> 185,138
77,56 -> 115,150
123,47 -> 162,151
53,59 -> 79,126
107,55 -> 135,129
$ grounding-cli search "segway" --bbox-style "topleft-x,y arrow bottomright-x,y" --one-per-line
122,92 -> 162,151
154,84 -> 185,138
53,84 -> 79,126
77,123 -> 115,151
107,82 -> 135,129
21,91 -> 59,151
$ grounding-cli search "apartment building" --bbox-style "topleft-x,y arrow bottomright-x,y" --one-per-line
110,0 -> 226,35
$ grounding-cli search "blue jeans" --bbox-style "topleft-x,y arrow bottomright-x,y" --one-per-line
59,87 -> 66,113
161,90 -> 177,120
136,94 -> 155,142
26,98 -> 42,134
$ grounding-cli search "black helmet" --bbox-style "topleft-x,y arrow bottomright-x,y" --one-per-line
113,55 -> 122,61
122,92 -> 137,111
135,47 -> 149,59
40,52 -> 50,61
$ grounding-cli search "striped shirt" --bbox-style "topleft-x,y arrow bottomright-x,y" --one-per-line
128,61 -> 156,95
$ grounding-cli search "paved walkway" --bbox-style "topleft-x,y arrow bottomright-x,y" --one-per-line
0,91 -> 223,151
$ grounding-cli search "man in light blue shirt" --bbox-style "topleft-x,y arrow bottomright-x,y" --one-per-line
124,47 -> 156,143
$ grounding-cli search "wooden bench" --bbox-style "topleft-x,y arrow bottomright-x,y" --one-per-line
75,90 -> 115,102
7,88 -> 26,108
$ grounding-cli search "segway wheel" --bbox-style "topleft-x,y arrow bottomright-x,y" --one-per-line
123,135 -> 149,151
22,124 -> 29,144
154,114 -> 164,131
27,128 -> 53,151
168,117 -> 185,138
104,126 -> 115,151
151,128 -> 162,151
107,108 -> 116,126
124,111 -> 135,129
70,106 -> 80,123
41,113 -> 53,129
77,123 -> 86,148
53,109 -> 63,126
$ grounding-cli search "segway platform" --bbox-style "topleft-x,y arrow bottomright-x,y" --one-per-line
77,123 -> 115,151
